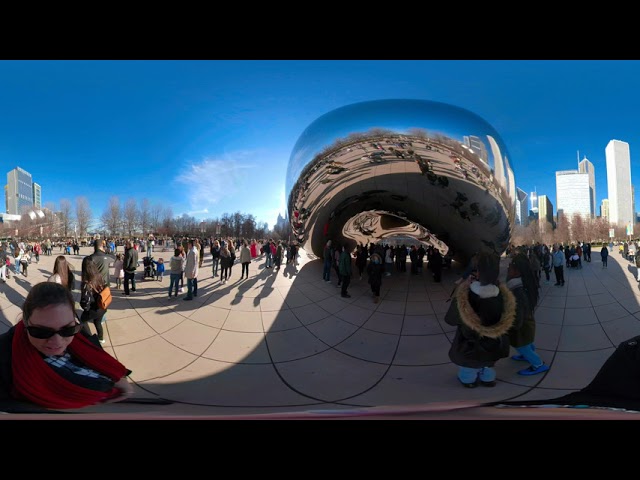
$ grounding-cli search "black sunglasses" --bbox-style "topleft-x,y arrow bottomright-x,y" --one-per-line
26,323 -> 83,340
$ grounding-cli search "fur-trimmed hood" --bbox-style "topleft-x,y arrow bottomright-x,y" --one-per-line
455,280 -> 516,338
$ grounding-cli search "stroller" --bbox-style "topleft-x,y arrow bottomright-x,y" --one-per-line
143,256 -> 156,279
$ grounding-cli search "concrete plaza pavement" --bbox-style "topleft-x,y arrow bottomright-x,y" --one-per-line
2,245 -> 640,418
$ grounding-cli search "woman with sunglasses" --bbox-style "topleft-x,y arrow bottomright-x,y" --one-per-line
0,282 -> 132,411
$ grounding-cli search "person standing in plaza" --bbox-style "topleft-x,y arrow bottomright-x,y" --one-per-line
354,244 -> 368,280
338,244 -> 352,298
264,238 -> 273,269
239,240 -> 251,279
47,256 -> 76,293
366,252 -> 384,303
153,258 -> 165,281
507,253 -> 549,376
82,239 -> 115,289
601,244 -> 609,268
198,239 -> 205,269
444,252 -> 516,388
112,253 -> 124,289
552,244 -> 565,286
0,246 -> 8,282
183,239 -> 199,301
219,241 -> 231,284
228,241 -> 236,279
322,240 -> 333,282
123,240 -> 138,296
210,240 -> 221,278
168,248 -> 185,298
79,259 -> 108,344
274,241 -> 283,271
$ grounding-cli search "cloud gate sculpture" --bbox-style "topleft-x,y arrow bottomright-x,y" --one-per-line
286,99 -> 516,264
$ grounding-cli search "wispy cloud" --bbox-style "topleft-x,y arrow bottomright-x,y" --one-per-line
177,152 -> 256,212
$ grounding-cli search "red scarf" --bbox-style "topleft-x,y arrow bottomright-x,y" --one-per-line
11,321 -> 129,409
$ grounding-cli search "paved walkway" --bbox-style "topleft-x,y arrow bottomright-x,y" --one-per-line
2,246 -> 640,418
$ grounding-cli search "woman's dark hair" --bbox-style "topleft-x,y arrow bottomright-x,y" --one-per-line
53,255 -> 75,292
511,253 -> 539,309
22,282 -> 75,325
81,258 -> 105,291
174,248 -> 181,256
475,252 -> 500,285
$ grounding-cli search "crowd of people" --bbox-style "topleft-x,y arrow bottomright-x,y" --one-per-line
2,231 -> 640,412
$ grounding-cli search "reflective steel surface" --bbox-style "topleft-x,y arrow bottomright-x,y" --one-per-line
286,99 -> 516,262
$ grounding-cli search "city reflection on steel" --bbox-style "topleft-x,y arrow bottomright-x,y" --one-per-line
286,99 -> 516,263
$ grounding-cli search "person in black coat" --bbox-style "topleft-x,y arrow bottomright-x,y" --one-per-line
429,248 -> 444,282
80,259 -> 108,344
366,252 -> 384,303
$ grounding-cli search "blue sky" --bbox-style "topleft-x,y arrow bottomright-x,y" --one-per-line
0,60 -> 638,228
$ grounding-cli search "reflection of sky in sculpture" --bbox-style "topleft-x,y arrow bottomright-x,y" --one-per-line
286,99 -> 512,196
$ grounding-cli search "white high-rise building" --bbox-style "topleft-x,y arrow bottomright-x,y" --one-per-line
578,156 -> 596,217
605,139 -> 634,227
556,170 -> 591,221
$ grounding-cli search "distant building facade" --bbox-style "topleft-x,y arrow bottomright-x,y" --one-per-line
556,170 -> 591,221
538,194 -> 554,226
6,167 -> 34,215
515,188 -> 528,226
578,156 -> 596,217
605,139 -> 634,227
600,199 -> 609,221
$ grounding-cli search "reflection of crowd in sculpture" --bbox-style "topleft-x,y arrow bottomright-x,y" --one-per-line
288,133 -> 513,252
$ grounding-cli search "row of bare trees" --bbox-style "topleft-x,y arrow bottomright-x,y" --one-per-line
0,195 -> 288,242
511,214 -> 635,247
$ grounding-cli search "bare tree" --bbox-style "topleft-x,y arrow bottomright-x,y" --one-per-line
220,213 -> 232,237
592,217 -> 611,243
510,224 -> 528,247
75,196 -> 92,237
59,199 -> 73,238
137,198 -> 151,237
540,220 -> 554,246
571,214 -> 586,244
101,196 -> 121,237
241,214 -> 257,239
232,211 -> 244,238
159,206 -> 174,237
123,198 -> 139,237
150,203 -> 163,233
554,216 -> 571,245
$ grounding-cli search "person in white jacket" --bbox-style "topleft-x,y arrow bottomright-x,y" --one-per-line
183,239 -> 199,301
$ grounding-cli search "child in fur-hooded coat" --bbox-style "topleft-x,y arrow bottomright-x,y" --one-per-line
444,252 -> 516,387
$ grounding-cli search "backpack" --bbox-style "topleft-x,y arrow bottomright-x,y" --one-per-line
95,285 -> 112,310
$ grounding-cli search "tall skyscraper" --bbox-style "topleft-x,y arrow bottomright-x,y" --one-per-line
530,191 -> 538,216
538,195 -> 554,225
600,199 -> 609,220
515,188 -> 529,226
6,167 -> 34,215
32,182 -> 41,210
556,170 -> 591,221
605,139 -> 634,227
578,156 -> 596,217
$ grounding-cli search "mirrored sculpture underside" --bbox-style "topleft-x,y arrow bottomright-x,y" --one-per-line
288,134 -> 513,264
